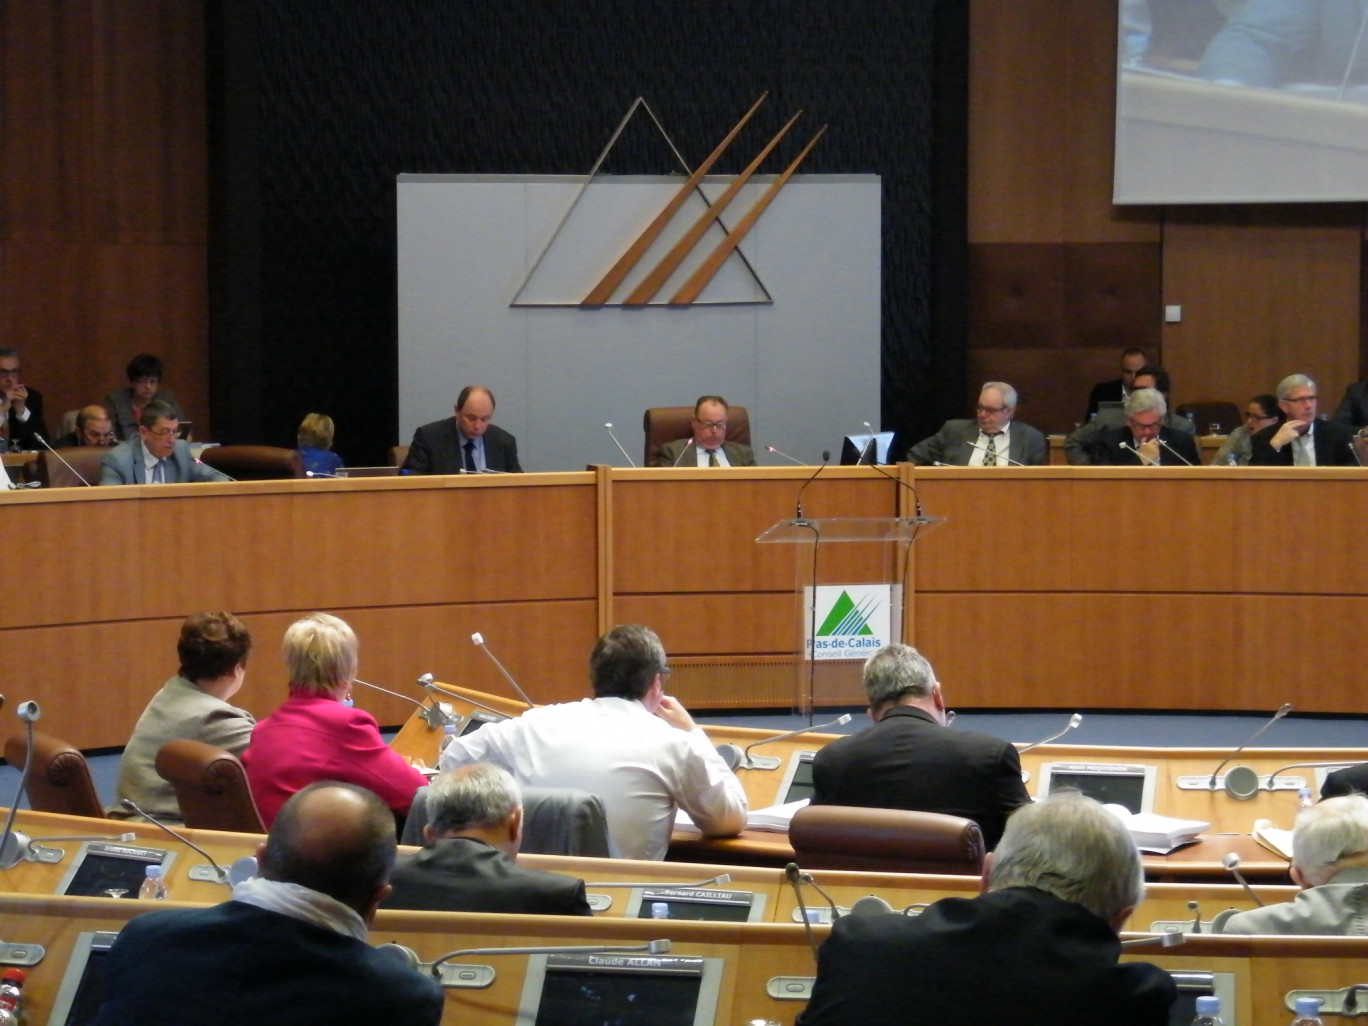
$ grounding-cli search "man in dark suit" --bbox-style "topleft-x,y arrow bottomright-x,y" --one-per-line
52,404 -> 116,448
1066,365 -> 1196,465
796,792 -> 1177,1026
0,347 -> 49,450
401,384 -> 522,474
657,395 -> 756,467
1083,346 -> 1148,422
99,400 -> 231,485
810,643 -> 1030,851
385,763 -> 591,916
1332,378 -> 1368,430
1321,762 -> 1368,799
903,381 -> 1048,466
1092,387 -> 1202,466
1251,374 -> 1359,466
90,782 -> 445,1026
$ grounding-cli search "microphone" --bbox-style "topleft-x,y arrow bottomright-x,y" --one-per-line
1207,703 -> 1294,796
470,633 -> 536,707
669,439 -> 696,468
793,450 -> 831,521
426,940 -> 671,984
417,673 -> 517,720
765,445 -> 807,466
858,421 -> 878,465
965,439 -> 1026,467
1119,932 -> 1186,949
1187,899 -> 1202,934
33,434 -> 93,485
352,677 -> 432,714
1348,441 -> 1365,467
785,861 -> 835,961
305,469 -> 343,478
1119,440 -> 1161,466
603,423 -> 638,468
1222,852 -> 1265,906
721,713 -> 852,771
1266,760 -> 1360,785
119,798 -> 234,885
857,457 -> 927,519
1017,713 -> 1083,754
1157,439 -> 1195,466
0,701 -> 41,870
581,873 -> 731,889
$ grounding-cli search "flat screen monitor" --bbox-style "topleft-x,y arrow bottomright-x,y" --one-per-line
56,841 -> 173,899
776,750 -> 818,805
1167,971 -> 1235,1026
626,887 -> 764,923
458,709 -> 506,737
48,930 -> 118,1026
516,953 -> 723,1026
1035,762 -> 1157,815
840,432 -> 893,465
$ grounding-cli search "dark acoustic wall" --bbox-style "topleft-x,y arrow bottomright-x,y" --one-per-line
208,1 -> 967,467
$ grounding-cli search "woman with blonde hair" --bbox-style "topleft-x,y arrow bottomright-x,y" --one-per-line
296,412 -> 343,476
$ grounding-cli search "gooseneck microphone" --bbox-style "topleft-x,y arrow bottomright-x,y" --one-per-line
1208,703 -> 1294,795
1222,852 -> 1265,906
1158,439 -> 1195,466
33,434 -> 94,485
724,713 -> 853,771
0,700 -> 40,870
417,673 -> 515,720
785,861 -> 835,962
604,423 -> 638,468
858,421 -> 878,465
670,439 -> 696,468
1119,440 -> 1161,466
765,445 -> 807,466
1018,713 -> 1084,754
352,677 -> 431,714
965,440 -> 1026,467
305,470 -> 343,478
1119,932 -> 1186,950
584,873 -> 731,889
119,798 -> 231,884
793,450 -> 831,522
427,940 -> 671,983
470,633 -> 536,707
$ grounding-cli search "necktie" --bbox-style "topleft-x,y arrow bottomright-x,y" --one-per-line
153,458 -> 166,484
707,449 -> 720,468
1293,433 -> 1313,467
463,439 -> 477,473
982,433 -> 999,467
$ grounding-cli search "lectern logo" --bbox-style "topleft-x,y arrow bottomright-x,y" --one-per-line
806,584 -> 893,661
817,591 -> 877,637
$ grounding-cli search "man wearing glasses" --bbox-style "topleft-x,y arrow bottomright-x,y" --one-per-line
1251,374 -> 1359,467
658,395 -> 756,468
53,405 -> 117,449
99,400 -> 231,485
0,348 -> 49,451
903,381 -> 1047,466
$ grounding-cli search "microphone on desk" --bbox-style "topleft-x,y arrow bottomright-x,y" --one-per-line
118,798 -> 249,885
352,677 -> 434,716
670,439 -> 696,468
1207,703 -> 1294,797
584,873 -> 732,890
857,421 -> 878,465
33,434 -> 94,485
1017,713 -> 1083,754
1119,932 -> 1186,950
765,445 -> 808,466
305,470 -> 343,478
603,423 -> 638,468
792,451 -> 831,523
0,701 -> 40,870
1119,440 -> 1161,466
1158,439 -> 1195,467
1221,852 -> 1265,907
965,440 -> 1027,467
470,633 -> 537,708
422,939 -> 671,985
719,713 -> 853,771
416,673 -> 514,721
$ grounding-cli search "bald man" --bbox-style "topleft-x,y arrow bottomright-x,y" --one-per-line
53,405 -> 115,448
91,782 -> 443,1026
401,385 -> 522,474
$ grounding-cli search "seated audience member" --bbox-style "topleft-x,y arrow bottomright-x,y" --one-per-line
1321,762 -> 1368,799
1211,394 -> 1280,466
1251,373 -> 1359,466
90,782 -> 444,1026
809,643 -> 1030,851
903,381 -> 1047,466
243,612 -> 428,828
384,763 -> 591,916
658,395 -> 756,467
52,404 -> 116,448
99,400 -> 231,485
0,347 -> 49,450
1084,346 -> 1148,422
104,352 -> 182,441
296,412 -> 345,476
439,623 -> 746,861
796,792 -> 1177,1026
401,385 -> 521,474
1066,365 -> 1195,465
1332,374 -> 1368,430
1217,794 -> 1368,936
1090,387 -> 1201,466
111,612 -> 256,823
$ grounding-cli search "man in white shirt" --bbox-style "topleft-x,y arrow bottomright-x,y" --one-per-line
903,382 -> 1048,466
438,623 -> 748,860
657,395 -> 756,468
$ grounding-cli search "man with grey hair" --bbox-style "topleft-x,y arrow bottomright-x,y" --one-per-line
1092,386 -> 1200,466
797,792 -> 1177,1026
438,624 -> 746,861
384,764 -> 591,915
903,381 -> 1048,466
1217,793 -> 1368,935
0,347 -> 49,451
809,644 -> 1030,850
1251,373 -> 1358,466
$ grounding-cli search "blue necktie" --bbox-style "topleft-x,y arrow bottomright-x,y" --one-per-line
463,440 -> 477,474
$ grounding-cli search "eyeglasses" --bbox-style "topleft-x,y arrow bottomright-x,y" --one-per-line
0,367 -> 20,378
131,376 -> 160,386
693,419 -> 726,430
1283,395 -> 1317,404
143,425 -> 178,438
975,405 -> 1008,414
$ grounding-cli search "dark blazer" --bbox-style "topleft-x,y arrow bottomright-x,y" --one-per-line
1321,762 -> 1368,799
810,706 -> 1030,851
904,418 -> 1048,466
4,385 -> 48,449
1092,424 -> 1201,466
99,435 -> 232,485
657,438 -> 755,467
103,386 -> 183,441
796,887 -> 1177,1026
1333,380 -> 1368,429
90,900 -> 444,1026
1249,419 -> 1358,466
401,418 -> 522,474
384,836 -> 592,915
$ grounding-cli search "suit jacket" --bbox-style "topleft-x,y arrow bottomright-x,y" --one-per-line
4,385 -> 48,449
810,705 -> 1030,851
1249,419 -> 1358,466
1066,409 -> 1195,465
657,438 -> 756,467
103,386 -> 182,441
1217,868 -> 1368,936
795,887 -> 1176,1026
904,418 -> 1048,467
401,418 -> 522,474
99,435 -> 231,485
1333,380 -> 1368,429
89,900 -> 444,1026
1091,424 -> 1201,466
1321,762 -> 1368,799
384,836 -> 592,915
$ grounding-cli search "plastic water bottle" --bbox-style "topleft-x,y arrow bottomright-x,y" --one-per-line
1191,995 -> 1223,1026
650,901 -> 670,919
139,863 -> 168,900
1290,996 -> 1325,1025
438,723 -> 458,754
1297,787 -> 1315,811
0,968 -> 26,1026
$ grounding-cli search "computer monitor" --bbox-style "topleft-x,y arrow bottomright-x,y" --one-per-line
840,432 -> 894,465
1035,762 -> 1157,815
458,709 -> 507,737
625,887 -> 765,923
516,953 -> 724,1026
1167,971 -> 1235,1026
55,841 -> 173,899
775,750 -> 818,805
48,930 -> 118,1026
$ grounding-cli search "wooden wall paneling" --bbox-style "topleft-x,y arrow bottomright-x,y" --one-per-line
613,594 -> 796,658
1229,474 -> 1366,595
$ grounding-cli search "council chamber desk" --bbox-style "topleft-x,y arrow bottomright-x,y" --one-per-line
2,465 -> 1363,752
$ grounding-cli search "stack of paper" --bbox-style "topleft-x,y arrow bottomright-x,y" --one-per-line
745,799 -> 810,833
1102,805 -> 1209,854
1252,818 -> 1294,860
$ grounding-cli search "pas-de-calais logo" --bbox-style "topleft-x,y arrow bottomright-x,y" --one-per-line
511,94 -> 825,308
806,584 -> 893,661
